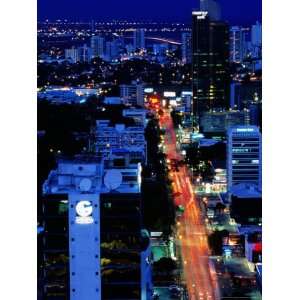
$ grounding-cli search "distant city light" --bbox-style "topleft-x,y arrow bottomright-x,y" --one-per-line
164,91 -> 176,97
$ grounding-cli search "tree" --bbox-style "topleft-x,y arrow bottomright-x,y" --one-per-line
153,257 -> 177,273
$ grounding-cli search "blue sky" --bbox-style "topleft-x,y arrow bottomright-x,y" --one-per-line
38,0 -> 261,25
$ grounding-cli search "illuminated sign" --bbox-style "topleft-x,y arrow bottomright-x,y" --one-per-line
144,88 -> 154,93
193,11 -> 208,19
164,91 -> 176,98
191,133 -> 204,140
75,201 -> 94,224
236,128 -> 255,132
182,91 -> 192,96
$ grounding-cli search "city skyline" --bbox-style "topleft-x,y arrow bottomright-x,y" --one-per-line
37,0 -> 262,299
38,0 -> 262,25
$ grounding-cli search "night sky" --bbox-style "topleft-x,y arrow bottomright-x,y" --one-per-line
38,0 -> 261,25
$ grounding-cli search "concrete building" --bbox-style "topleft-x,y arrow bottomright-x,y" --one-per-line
250,21 -> 262,59
93,120 -> 147,163
42,155 -> 152,300
133,28 -> 145,50
90,35 -> 105,59
199,110 -> 248,135
65,47 -> 79,63
251,21 -> 262,47
227,126 -> 262,192
78,44 -> 92,63
181,91 -> 193,113
181,32 -> 192,64
105,40 -> 120,61
122,108 -> 147,128
229,26 -> 248,63
120,81 -> 145,106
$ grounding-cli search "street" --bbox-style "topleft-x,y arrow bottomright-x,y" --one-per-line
159,110 -> 219,300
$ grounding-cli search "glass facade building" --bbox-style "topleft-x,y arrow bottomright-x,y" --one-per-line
192,11 -> 230,125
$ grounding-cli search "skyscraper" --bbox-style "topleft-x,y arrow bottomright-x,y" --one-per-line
227,126 -> 262,193
90,35 -> 105,59
181,32 -> 192,64
133,29 -> 145,50
41,155 -> 152,300
230,26 -> 248,63
251,21 -> 262,46
192,3 -> 230,126
251,21 -> 262,59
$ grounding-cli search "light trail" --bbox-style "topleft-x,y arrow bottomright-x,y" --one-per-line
159,109 -> 218,300
120,34 -> 182,45
146,37 -> 182,45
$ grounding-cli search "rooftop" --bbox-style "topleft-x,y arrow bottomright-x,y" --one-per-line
231,183 -> 262,198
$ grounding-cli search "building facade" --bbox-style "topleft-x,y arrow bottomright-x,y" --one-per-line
93,120 -> 147,164
229,26 -> 248,63
181,32 -> 192,64
65,47 -> 79,63
41,155 -> 152,300
227,126 -> 262,192
120,82 -> 145,107
200,110 -> 248,135
192,10 -> 230,125
133,29 -> 145,50
91,36 -> 106,59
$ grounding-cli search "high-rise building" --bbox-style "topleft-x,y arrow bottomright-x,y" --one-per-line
91,20 -> 95,33
251,21 -> 262,47
90,36 -> 105,59
251,21 -> 262,59
181,32 -> 192,64
133,29 -> 145,50
227,126 -> 262,193
78,44 -> 92,63
105,40 -> 120,61
41,155 -> 152,300
65,47 -> 79,63
181,91 -> 193,113
192,8 -> 230,125
229,26 -> 248,63
120,81 -> 145,107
